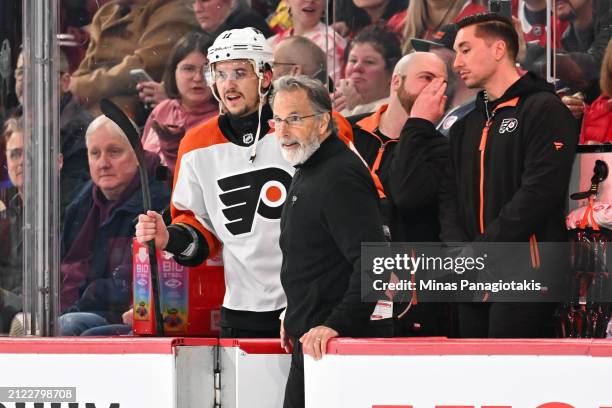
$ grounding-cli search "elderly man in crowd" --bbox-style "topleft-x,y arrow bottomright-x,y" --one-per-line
272,36 -> 330,87
58,115 -> 169,335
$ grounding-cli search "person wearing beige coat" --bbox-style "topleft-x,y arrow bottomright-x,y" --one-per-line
70,0 -> 199,118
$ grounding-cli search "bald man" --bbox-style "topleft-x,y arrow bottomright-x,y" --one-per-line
350,52 -> 451,337
272,36 -> 329,87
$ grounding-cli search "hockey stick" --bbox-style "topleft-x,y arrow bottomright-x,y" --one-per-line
100,98 -> 164,336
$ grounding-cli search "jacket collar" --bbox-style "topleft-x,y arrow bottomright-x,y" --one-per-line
356,104 -> 389,133
296,134 -> 342,170
475,71 -> 553,115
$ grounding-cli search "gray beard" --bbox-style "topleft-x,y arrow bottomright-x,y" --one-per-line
280,135 -> 321,166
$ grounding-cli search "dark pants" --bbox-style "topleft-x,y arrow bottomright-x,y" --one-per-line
283,340 -> 304,408
458,302 -> 556,338
219,326 -> 280,338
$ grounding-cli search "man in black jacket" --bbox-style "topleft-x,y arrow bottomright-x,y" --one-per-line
350,52 -> 450,336
271,75 -> 387,408
440,13 -> 578,337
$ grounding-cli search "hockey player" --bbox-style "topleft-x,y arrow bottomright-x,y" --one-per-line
135,27 -> 294,338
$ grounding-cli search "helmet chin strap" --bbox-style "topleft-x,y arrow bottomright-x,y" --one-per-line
249,76 -> 269,163
208,61 -> 270,163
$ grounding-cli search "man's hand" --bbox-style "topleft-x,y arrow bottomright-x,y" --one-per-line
410,77 -> 447,124
135,210 -> 169,250
299,325 -> 338,361
137,81 -> 167,108
280,318 -> 293,353
332,21 -> 350,37
511,17 -> 527,63
333,78 -> 362,112
68,76 -> 79,101
122,308 -> 134,325
151,120 -> 185,141
561,92 -> 585,119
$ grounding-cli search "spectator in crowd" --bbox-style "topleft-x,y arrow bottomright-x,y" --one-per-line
272,35 -> 329,86
333,25 -> 401,116
561,39 -> 612,144
397,0 -> 487,53
334,0 -> 408,38
350,52 -> 450,336
135,28 -> 294,339
578,38 -> 612,144
0,51 -> 23,188
59,115 -> 170,336
411,23 -> 479,118
60,0 -> 94,73
193,0 -> 273,38
4,50 -> 25,122
550,0 -> 611,101
515,0 -> 568,48
269,0 -> 346,82
68,0 -> 199,119
272,75 -> 387,408
440,13 -> 578,337
141,32 -> 218,178
0,118 -> 24,334
58,50 -> 93,217
14,51 -> 23,108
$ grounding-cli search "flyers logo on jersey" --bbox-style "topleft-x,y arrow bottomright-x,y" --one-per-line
217,167 -> 292,235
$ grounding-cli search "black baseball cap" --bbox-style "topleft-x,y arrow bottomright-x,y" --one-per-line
410,24 -> 459,52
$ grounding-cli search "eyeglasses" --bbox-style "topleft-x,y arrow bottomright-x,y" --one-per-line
273,62 -> 296,68
268,114 -> 321,129
6,148 -> 23,161
177,64 -> 206,79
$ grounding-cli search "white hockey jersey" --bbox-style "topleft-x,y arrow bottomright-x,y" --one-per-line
171,116 -> 295,312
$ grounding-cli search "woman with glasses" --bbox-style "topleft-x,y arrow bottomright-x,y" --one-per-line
141,32 -> 218,178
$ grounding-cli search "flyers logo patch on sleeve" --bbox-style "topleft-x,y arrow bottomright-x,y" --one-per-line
217,167 -> 293,235
553,141 -> 564,150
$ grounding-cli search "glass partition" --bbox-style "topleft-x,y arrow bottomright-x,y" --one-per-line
7,0 -> 609,339
0,0 -> 24,336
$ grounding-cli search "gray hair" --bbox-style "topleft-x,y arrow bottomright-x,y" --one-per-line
85,115 -> 132,147
270,75 -> 337,134
4,116 -> 24,143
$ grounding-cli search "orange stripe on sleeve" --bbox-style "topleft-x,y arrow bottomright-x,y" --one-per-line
170,117 -> 226,259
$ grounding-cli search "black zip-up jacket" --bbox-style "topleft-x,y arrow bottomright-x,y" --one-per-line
440,72 -> 578,246
350,106 -> 449,242
350,108 -> 450,335
280,135 -> 387,338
